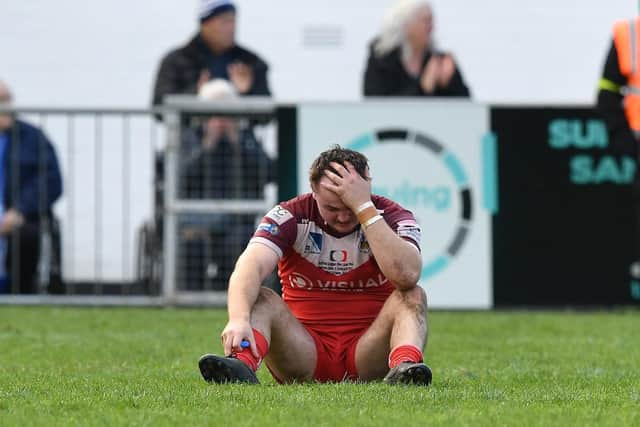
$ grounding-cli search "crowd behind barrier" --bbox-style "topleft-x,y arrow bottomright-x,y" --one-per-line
0,0 -> 636,307
0,99 -> 637,307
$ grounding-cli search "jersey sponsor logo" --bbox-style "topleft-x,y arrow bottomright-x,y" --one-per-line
265,205 -> 294,225
397,220 -> 422,245
329,250 -> 348,262
257,222 -> 280,235
288,271 -> 389,291
304,232 -> 323,254
289,272 -> 314,289
358,233 -> 370,253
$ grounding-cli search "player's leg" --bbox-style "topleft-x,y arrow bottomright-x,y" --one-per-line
250,287 -> 318,382
200,287 -> 317,384
353,286 -> 430,383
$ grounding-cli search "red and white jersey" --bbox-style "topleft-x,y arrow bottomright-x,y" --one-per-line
249,194 -> 421,327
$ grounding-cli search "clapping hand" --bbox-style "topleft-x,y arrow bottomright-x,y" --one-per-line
420,53 -> 456,94
228,62 -> 254,94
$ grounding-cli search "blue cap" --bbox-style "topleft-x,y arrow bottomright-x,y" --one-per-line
240,340 -> 250,349
199,0 -> 236,23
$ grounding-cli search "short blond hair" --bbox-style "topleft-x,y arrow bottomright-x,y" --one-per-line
197,78 -> 238,101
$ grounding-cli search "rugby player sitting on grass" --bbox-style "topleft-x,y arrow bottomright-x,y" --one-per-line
199,146 -> 431,385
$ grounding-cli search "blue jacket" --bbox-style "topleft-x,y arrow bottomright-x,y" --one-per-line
3,120 -> 63,222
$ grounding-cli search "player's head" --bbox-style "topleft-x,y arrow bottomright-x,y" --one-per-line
309,145 -> 370,234
309,145 -> 370,185
0,80 -> 14,131
199,0 -> 237,52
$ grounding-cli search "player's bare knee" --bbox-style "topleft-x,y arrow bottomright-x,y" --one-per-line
251,287 -> 286,324
397,286 -> 427,314
255,286 -> 282,308
252,287 -> 282,315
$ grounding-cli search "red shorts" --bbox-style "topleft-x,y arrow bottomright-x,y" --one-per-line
265,323 -> 367,383
306,323 -> 369,382
267,293 -> 389,383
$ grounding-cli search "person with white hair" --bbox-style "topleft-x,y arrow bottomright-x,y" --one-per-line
178,79 -> 275,290
152,0 -> 270,109
363,0 -> 470,97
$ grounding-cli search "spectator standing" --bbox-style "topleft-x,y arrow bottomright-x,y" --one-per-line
597,17 -> 640,286
152,0 -> 271,108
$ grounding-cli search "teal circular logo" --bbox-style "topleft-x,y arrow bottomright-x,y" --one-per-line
347,128 -> 473,280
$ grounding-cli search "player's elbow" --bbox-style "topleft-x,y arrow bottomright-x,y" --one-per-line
390,263 -> 421,291
406,267 -> 422,287
394,276 -> 420,291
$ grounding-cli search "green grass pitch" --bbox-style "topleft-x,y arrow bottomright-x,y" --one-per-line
0,306 -> 638,426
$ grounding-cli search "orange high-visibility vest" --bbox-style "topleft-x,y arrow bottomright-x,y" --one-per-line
613,18 -> 640,133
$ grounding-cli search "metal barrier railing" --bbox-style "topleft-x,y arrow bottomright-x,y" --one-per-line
0,98 -> 278,306
162,96 -> 277,304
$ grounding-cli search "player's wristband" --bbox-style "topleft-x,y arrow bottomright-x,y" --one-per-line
355,201 -> 374,214
362,214 -> 383,230
357,206 -> 378,225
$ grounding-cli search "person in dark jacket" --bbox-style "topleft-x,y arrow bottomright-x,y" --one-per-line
0,81 -> 63,294
363,0 -> 470,97
179,80 -> 275,290
597,19 -> 640,288
152,0 -> 270,108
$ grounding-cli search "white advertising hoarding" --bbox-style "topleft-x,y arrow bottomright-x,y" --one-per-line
298,101 -> 493,308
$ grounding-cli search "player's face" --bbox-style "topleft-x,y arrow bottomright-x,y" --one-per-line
313,177 -> 359,234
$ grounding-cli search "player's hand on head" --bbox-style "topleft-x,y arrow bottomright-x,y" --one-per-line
221,320 -> 259,359
321,161 -> 372,212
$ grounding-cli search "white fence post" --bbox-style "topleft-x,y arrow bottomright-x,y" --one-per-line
162,108 -> 180,304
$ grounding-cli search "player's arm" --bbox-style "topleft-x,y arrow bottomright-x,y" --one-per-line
322,161 -> 421,291
222,242 -> 279,357
358,214 -> 421,291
